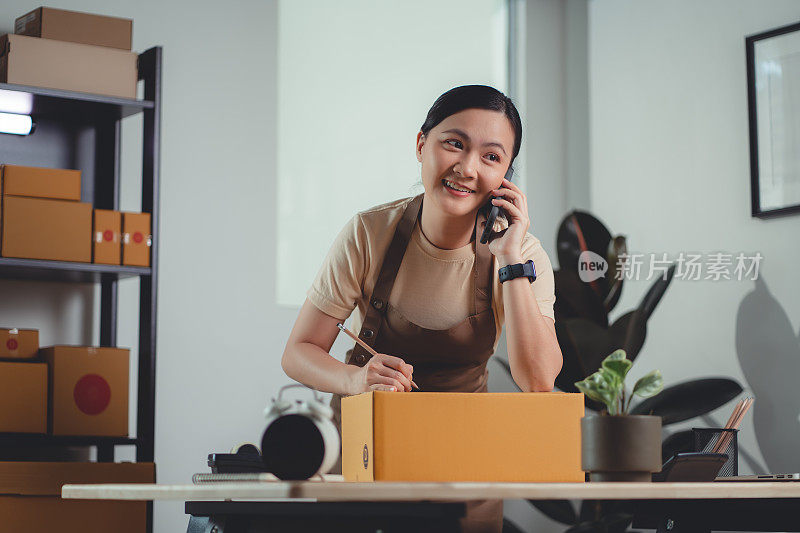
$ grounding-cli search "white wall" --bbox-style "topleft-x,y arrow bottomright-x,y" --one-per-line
590,0 -> 800,479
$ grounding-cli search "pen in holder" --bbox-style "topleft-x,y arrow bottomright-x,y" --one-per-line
693,427 -> 738,477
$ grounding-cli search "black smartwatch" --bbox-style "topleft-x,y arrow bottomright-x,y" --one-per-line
498,259 -> 537,283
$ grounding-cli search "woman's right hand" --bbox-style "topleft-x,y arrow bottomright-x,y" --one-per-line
348,353 -> 414,394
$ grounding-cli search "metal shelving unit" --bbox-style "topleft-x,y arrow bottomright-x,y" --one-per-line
0,46 -> 161,472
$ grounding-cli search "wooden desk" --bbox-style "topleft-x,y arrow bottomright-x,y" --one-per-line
62,480 -> 800,533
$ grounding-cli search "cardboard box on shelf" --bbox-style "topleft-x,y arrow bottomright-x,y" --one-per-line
0,497 -> 147,533
0,461 -> 154,495
1,165 -> 81,201
0,361 -> 47,433
0,327 -> 39,359
93,209 -> 121,265
341,391 -> 585,482
40,346 -> 129,437
0,34 -> 137,99
122,212 -> 151,267
1,196 -> 91,262
15,7 -> 133,51
0,461 -> 154,533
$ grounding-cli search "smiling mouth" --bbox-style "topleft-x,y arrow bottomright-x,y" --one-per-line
442,179 -> 475,193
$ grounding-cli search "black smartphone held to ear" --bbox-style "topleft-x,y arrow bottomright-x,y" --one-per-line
479,166 -> 514,245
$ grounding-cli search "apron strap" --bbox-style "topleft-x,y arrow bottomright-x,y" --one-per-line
351,194 -> 423,362
473,211 -> 493,316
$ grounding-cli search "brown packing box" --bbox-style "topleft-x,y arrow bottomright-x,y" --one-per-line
15,7 -> 133,51
122,211 -> 151,267
0,461 -> 154,533
0,461 -> 153,495
40,346 -> 129,437
342,392 -> 585,482
93,209 -> 121,265
0,327 -> 39,359
1,196 -> 91,262
0,498 -> 147,533
1,165 -> 81,201
0,34 -> 137,99
0,361 -> 47,433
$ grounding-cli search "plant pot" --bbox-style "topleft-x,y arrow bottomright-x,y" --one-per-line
581,415 -> 662,482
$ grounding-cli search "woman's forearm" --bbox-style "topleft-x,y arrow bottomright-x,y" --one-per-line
281,342 -> 357,396
499,258 -> 563,392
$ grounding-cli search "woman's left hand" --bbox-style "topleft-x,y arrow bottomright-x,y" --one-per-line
486,177 -> 529,265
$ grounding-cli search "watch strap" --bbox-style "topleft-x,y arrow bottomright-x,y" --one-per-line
498,259 -> 537,283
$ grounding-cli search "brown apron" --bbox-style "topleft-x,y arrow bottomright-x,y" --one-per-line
330,194 -> 503,533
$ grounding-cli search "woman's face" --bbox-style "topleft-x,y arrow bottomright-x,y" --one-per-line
416,108 -> 515,219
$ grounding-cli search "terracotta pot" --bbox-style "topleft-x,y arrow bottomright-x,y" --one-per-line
581,415 -> 662,482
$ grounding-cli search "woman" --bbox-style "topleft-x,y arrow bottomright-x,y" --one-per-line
281,85 -> 563,532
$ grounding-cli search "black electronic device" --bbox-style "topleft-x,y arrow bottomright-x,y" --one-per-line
208,443 -> 268,474
652,452 -> 728,482
479,166 -> 514,245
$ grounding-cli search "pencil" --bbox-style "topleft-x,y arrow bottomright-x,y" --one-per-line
713,397 -> 754,454
336,323 -> 419,391
711,398 -> 744,454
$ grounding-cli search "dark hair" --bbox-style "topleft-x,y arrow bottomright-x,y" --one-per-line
420,85 -> 522,162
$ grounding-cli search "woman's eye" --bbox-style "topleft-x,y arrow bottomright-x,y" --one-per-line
486,153 -> 500,162
445,139 -> 463,149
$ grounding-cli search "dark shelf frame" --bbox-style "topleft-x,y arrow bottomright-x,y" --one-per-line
0,257 -> 150,282
0,47 -> 161,474
0,82 -> 154,121
0,433 -> 138,447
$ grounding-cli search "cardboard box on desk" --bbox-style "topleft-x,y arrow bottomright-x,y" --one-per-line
1,196 -> 91,262
93,209 -> 121,265
0,34 -> 137,99
1,165 -> 81,201
40,346 -> 129,437
0,361 -> 46,433
122,212 -> 151,267
15,7 -> 133,51
342,391 -> 585,482
0,327 -> 39,359
0,461 -> 154,533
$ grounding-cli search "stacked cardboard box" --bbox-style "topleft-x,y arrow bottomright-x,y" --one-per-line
0,327 -> 44,434
0,461 -> 154,533
122,211 -> 152,267
0,164 -> 152,266
41,346 -> 130,437
0,327 -> 130,437
1,8 -> 136,99
0,165 -> 91,262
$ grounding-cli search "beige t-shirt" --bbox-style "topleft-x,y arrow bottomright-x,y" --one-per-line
307,197 -> 555,352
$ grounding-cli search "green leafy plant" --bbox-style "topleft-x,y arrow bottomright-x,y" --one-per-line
574,349 -> 663,415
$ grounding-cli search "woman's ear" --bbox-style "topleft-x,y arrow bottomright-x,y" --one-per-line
416,131 -> 425,163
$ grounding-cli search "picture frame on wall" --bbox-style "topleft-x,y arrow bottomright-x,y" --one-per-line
746,21 -> 800,218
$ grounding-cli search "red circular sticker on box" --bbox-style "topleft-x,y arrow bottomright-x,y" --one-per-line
73,374 -> 112,415
103,230 -> 114,242
6,339 -> 18,351
133,232 -> 143,243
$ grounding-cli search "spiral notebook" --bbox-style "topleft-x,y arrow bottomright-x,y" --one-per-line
192,472 -> 344,484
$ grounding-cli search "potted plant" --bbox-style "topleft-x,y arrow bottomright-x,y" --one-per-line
575,349 -> 664,481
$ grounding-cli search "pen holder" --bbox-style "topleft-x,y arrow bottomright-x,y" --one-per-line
692,427 -> 738,477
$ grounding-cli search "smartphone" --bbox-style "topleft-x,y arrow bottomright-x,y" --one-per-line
652,452 -> 728,482
479,166 -> 514,244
